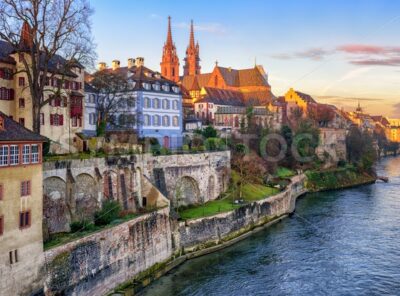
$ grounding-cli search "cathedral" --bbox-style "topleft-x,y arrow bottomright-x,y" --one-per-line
161,17 -> 274,120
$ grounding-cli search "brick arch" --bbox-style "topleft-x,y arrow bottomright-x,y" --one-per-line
174,176 -> 201,207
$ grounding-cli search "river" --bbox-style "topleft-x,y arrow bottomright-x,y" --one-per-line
141,156 -> 400,296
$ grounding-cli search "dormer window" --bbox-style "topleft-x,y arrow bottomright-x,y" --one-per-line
172,86 -> 180,93
154,72 -> 161,79
142,83 -> 151,90
152,83 -> 161,91
162,84 -> 170,92
145,72 -> 152,78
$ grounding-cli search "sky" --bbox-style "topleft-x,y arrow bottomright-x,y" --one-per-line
91,0 -> 400,117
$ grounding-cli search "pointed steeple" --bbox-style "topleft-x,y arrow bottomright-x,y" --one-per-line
166,16 -> 173,46
19,21 -> 33,49
183,20 -> 201,76
189,20 -> 195,48
161,16 -> 179,82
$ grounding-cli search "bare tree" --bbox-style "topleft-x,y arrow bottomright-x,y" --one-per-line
0,0 -> 95,133
90,70 -> 138,135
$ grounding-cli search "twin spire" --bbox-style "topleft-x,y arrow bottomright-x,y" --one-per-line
161,16 -> 201,81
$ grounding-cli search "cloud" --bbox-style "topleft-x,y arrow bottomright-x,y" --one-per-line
271,48 -> 332,60
317,95 -> 383,102
149,13 -> 162,19
272,43 -> 400,66
173,22 -> 226,34
393,102 -> 400,117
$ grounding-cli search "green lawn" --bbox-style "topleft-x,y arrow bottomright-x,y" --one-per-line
275,167 -> 296,178
179,181 -> 279,220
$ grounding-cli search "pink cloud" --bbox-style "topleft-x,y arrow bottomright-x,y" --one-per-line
337,44 -> 400,55
350,57 -> 400,66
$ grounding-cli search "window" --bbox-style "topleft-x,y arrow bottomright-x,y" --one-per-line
19,98 -> 25,108
173,116 -> 179,127
144,97 -> 151,108
71,116 -> 77,127
19,118 -> 25,126
0,146 -> 8,166
162,100 -> 170,109
89,113 -> 96,125
153,98 -> 160,109
21,181 -> 31,196
0,183 -> 3,200
0,215 -> 3,236
19,210 -> 31,228
50,114 -> 63,126
163,115 -> 170,126
0,88 -> 14,100
162,84 -> 170,92
10,145 -> 19,165
31,145 -> 39,163
40,113 -> 44,125
153,115 -> 160,126
173,100 -> 178,110
144,115 -> 150,126
18,77 -> 25,86
22,145 -> 30,164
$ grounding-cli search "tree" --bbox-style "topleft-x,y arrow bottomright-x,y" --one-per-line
232,144 -> 265,199
90,70 -> 136,135
346,126 -> 377,172
292,119 -> 319,162
201,125 -> 217,138
0,0 -> 95,133
308,104 -> 334,127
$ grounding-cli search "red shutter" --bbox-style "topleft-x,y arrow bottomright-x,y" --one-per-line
27,181 -> 31,195
10,89 -> 14,100
0,184 -> 3,200
50,114 -> 54,125
60,115 -> 64,125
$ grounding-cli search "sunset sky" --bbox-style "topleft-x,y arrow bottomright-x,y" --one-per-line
91,0 -> 400,117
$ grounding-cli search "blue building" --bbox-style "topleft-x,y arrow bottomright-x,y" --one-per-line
95,57 -> 183,149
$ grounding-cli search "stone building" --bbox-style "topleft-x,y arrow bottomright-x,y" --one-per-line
0,112 -> 46,295
0,22 -> 85,154
95,58 -> 184,148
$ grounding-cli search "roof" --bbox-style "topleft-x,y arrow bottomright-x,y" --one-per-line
196,87 -> 245,106
215,106 -> 246,114
97,65 -> 181,93
0,111 -> 47,142
242,90 -> 274,105
84,83 -> 98,93
295,91 -> 316,103
0,40 -> 79,77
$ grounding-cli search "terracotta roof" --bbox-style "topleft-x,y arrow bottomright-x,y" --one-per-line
196,87 -> 245,106
181,73 -> 211,90
242,90 -> 274,105
371,115 -> 390,126
0,111 -> 47,142
295,91 -> 316,103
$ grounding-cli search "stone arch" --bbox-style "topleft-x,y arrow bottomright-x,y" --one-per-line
43,176 -> 69,234
208,175 -> 216,200
103,170 -> 119,201
74,173 -> 99,222
174,176 -> 201,206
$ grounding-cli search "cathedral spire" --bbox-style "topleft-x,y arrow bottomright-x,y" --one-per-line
19,21 -> 33,49
161,16 -> 179,82
183,20 -> 201,76
166,16 -> 173,46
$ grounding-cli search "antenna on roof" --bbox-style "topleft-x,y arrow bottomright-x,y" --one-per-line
254,56 -> 257,67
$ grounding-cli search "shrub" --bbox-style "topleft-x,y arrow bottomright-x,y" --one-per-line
70,220 -> 95,232
202,125 -> 217,138
94,200 -> 121,226
182,144 -> 190,152
160,147 -> 171,155
198,145 -> 206,152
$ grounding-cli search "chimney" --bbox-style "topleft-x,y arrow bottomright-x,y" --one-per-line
135,57 -> 144,67
127,58 -> 135,68
112,60 -> 120,71
98,62 -> 107,71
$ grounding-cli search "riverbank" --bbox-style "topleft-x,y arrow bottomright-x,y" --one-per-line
113,168 -> 377,295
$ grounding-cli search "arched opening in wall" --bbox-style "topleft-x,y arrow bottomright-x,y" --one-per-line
142,196 -> 147,207
208,175 -> 215,200
74,173 -> 99,222
174,176 -> 201,207
135,167 -> 142,208
43,176 -> 69,234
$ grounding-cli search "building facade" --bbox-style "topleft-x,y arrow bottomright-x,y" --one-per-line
0,112 -> 46,295
83,83 -> 98,137
97,58 -> 183,148
0,22 -> 85,154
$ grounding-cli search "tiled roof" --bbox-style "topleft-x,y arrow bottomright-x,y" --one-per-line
0,111 -> 47,142
99,65 -> 180,93
295,91 -> 316,103
0,40 -> 79,77
242,90 -> 274,105
196,87 -> 245,106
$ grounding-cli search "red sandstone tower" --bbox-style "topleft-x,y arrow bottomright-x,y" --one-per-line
160,16 -> 180,82
183,20 -> 201,76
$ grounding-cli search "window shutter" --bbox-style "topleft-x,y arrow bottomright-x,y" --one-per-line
0,184 -> 3,200
27,181 -> 31,195
60,115 -> 64,125
63,97 -> 68,107
10,89 -> 14,100
50,114 -> 54,125
0,68 -> 4,79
